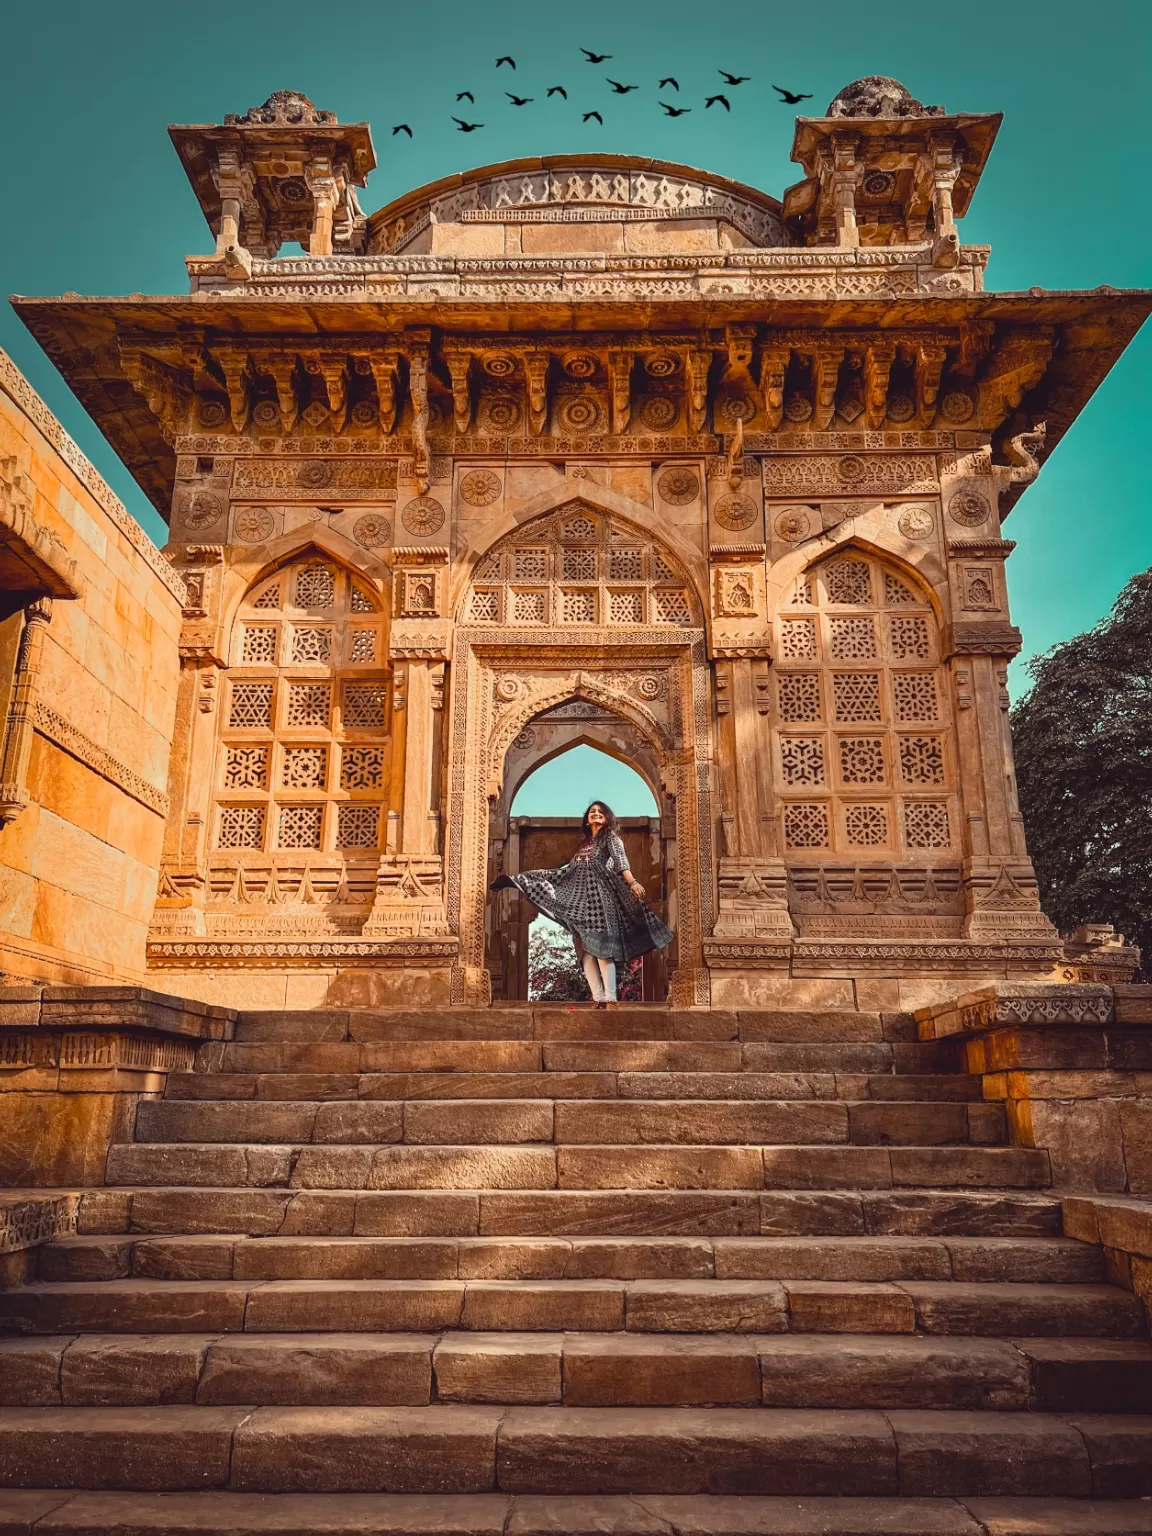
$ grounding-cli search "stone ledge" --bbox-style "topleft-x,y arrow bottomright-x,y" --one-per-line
916,983 -> 1116,1040
0,986 -> 235,1041
1062,1194 -> 1152,1326
0,1191 -> 79,1255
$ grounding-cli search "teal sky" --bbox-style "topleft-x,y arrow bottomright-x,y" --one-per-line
2,0 -> 1148,750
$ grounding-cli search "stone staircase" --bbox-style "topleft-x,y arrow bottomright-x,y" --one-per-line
2,1001 -> 1152,1534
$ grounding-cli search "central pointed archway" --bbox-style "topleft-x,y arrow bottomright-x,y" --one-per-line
444,499 -> 715,1005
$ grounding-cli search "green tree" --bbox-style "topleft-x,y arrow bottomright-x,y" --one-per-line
1011,570 -> 1152,973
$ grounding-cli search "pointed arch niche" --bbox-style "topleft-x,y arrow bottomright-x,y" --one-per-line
487,700 -> 673,1001
773,545 -> 964,936
447,499 -> 713,1005
207,554 -> 392,917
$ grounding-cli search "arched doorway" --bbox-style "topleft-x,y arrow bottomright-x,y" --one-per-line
486,711 -> 674,1001
444,497 -> 714,1006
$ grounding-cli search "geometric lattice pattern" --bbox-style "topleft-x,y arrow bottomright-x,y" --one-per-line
832,672 -> 882,723
904,801 -> 951,848
824,557 -> 872,606
899,735 -> 946,785
461,504 -> 701,630
349,630 -> 377,664
340,747 -> 387,790
222,746 -> 269,790
286,683 -> 331,728
343,684 -> 388,729
291,627 -> 333,664
783,803 -> 831,848
241,626 -> 278,663
780,737 -> 826,786
277,804 -> 324,849
228,682 -> 274,729
215,560 -> 389,875
774,550 -> 955,864
295,565 -> 336,608
892,673 -> 938,723
888,615 -> 931,661
217,804 -> 265,849
845,803 -> 888,846
336,804 -> 381,848
829,617 -> 877,660
281,746 -> 327,789
778,673 -> 822,723
839,737 -> 886,785
780,618 -> 818,661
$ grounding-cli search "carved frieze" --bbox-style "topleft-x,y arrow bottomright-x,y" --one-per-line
762,454 -> 937,497
232,457 -> 398,498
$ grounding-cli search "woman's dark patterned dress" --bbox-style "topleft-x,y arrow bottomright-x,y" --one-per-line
503,829 -> 673,963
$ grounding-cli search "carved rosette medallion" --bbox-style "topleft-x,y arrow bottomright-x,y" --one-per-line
948,490 -> 991,527
562,352 -> 598,378
716,395 -> 756,427
557,396 -> 603,433
198,400 -> 227,428
480,397 -> 521,432
459,470 -> 503,506
233,508 -> 276,543
640,396 -> 678,430
180,491 -> 225,531
645,352 -> 679,378
886,394 -> 915,422
784,395 -> 813,422
252,401 -> 280,429
714,493 -> 759,532
897,504 -> 935,540
774,506 -> 812,543
941,391 -> 975,423
657,467 -> 700,505
352,514 -> 392,548
401,496 -> 447,536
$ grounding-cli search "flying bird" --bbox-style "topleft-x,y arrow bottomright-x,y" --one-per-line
391,123 -> 413,137
607,79 -> 638,93
773,85 -> 813,103
452,117 -> 484,131
659,101 -> 690,116
547,85 -> 568,98
659,77 -> 679,90
705,94 -> 731,111
506,92 -> 534,105
583,110 -> 603,124
495,56 -> 515,68
581,48 -> 611,62
719,70 -> 750,85
456,91 -> 474,103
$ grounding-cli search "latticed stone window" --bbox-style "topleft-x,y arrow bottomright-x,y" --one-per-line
460,504 -> 702,631
774,550 -> 955,859
213,561 -> 389,858
241,626 -> 278,664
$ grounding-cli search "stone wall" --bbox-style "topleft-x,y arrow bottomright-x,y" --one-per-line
0,351 -> 185,985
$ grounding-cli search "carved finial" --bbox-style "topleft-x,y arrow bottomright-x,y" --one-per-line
224,90 -> 337,127
826,77 -> 945,118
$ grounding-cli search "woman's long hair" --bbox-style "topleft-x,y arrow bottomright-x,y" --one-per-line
581,801 -> 617,836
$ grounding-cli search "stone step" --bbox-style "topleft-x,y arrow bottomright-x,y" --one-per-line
36,1234 -> 1105,1285
5,1493 -> 1152,1536
79,1186 -> 1068,1238
2,1278 -> 1141,1338
207,1023 -> 925,1076
164,1070 -> 984,1104
132,1099 -> 1005,1148
4,1332 -> 1151,1411
104,1143 -> 1048,1192
228,1008 -> 911,1046
0,1405 -> 1147,1496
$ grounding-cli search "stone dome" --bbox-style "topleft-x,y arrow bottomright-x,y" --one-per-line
826,76 -> 945,119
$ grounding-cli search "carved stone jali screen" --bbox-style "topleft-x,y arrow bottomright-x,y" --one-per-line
447,505 -> 713,1005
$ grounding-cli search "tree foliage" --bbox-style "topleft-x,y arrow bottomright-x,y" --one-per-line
1010,570 -> 1152,972
526,918 -> 644,1002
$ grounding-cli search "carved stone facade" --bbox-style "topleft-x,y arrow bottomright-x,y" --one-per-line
9,83 -> 1150,1007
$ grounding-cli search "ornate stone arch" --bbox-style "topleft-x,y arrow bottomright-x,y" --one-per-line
445,504 -> 714,1005
219,530 -> 391,642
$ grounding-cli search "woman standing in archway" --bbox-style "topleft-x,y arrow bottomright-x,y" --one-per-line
491,802 -> 673,1007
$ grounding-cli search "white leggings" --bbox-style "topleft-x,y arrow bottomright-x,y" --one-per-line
581,952 -> 617,1002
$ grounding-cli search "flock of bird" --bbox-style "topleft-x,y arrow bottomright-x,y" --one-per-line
390,49 -> 811,137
